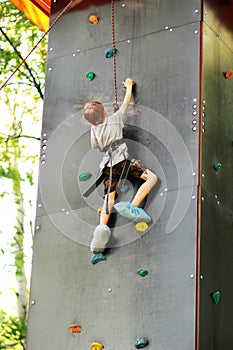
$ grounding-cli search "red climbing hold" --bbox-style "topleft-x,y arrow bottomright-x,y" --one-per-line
224,70 -> 233,79
69,324 -> 82,333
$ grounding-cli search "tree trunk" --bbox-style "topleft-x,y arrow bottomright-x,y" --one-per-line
11,116 -> 28,319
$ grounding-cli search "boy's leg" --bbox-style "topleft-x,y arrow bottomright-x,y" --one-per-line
90,191 -> 116,254
114,169 -> 157,223
131,169 -> 157,207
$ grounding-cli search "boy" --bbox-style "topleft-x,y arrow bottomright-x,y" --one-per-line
83,78 -> 157,263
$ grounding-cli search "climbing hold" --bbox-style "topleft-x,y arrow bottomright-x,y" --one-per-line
104,47 -> 117,58
91,253 -> 107,265
137,269 -> 148,277
69,324 -> 82,333
135,338 -> 149,349
86,71 -> 95,81
118,185 -> 130,194
135,222 -> 149,232
89,14 -> 99,25
78,171 -> 92,181
211,291 -> 221,304
213,162 -> 222,172
224,70 -> 233,79
91,342 -> 104,350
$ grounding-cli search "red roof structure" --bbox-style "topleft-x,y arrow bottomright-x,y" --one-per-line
9,0 -> 51,31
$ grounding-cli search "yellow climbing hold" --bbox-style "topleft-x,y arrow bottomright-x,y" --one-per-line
91,342 -> 104,350
135,222 -> 148,232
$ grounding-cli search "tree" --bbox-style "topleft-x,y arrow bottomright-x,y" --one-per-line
0,309 -> 27,349
0,0 -> 47,348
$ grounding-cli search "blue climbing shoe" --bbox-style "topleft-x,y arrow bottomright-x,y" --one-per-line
91,253 -> 107,265
114,201 -> 151,223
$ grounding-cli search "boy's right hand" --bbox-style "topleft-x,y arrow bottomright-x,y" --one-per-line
122,78 -> 134,88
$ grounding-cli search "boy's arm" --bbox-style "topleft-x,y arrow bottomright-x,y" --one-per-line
91,128 -> 98,149
120,78 -> 134,117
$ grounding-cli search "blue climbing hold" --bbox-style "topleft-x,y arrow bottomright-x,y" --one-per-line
135,338 -> 149,349
104,47 -> 117,58
118,185 -> 130,194
91,253 -> 107,265
114,201 -> 151,223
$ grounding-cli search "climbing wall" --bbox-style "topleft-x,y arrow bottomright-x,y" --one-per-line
199,1 -> 233,349
27,1 -> 202,349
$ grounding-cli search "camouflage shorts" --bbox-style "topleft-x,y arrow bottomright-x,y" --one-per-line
103,159 -> 146,195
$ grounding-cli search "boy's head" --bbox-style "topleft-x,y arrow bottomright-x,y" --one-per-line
83,100 -> 106,125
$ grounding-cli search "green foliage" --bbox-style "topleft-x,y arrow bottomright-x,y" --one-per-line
0,165 -> 21,182
0,0 -> 47,100
0,309 -> 27,349
0,2 -> 47,347
26,171 -> 34,186
11,224 -> 25,277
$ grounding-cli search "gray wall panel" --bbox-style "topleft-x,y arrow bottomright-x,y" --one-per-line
28,187 -> 197,349
48,0 -> 201,60
28,0 -> 201,349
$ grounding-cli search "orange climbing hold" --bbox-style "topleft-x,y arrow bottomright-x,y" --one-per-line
89,15 -> 99,25
224,70 -> 233,79
69,324 -> 82,333
91,342 -> 104,350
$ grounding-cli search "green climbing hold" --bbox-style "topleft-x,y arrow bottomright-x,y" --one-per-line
137,269 -> 148,277
78,171 -> 92,181
211,291 -> 220,304
213,162 -> 222,172
135,338 -> 149,349
86,71 -> 95,81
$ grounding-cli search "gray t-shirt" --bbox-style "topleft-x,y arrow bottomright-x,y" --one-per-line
91,108 -> 128,169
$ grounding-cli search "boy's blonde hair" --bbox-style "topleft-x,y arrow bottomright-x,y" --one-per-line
83,101 -> 105,125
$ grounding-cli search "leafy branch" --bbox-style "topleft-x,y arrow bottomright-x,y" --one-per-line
0,28 -> 44,99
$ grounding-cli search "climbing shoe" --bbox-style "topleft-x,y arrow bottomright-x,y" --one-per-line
90,224 -> 111,253
114,201 -> 151,223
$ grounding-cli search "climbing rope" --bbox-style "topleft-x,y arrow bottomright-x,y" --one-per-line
111,0 -> 119,112
0,0 -> 75,92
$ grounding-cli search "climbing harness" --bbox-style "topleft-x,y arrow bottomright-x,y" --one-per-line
0,0 -> 75,92
104,148 -> 113,214
111,0 -> 119,112
117,158 -> 131,189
